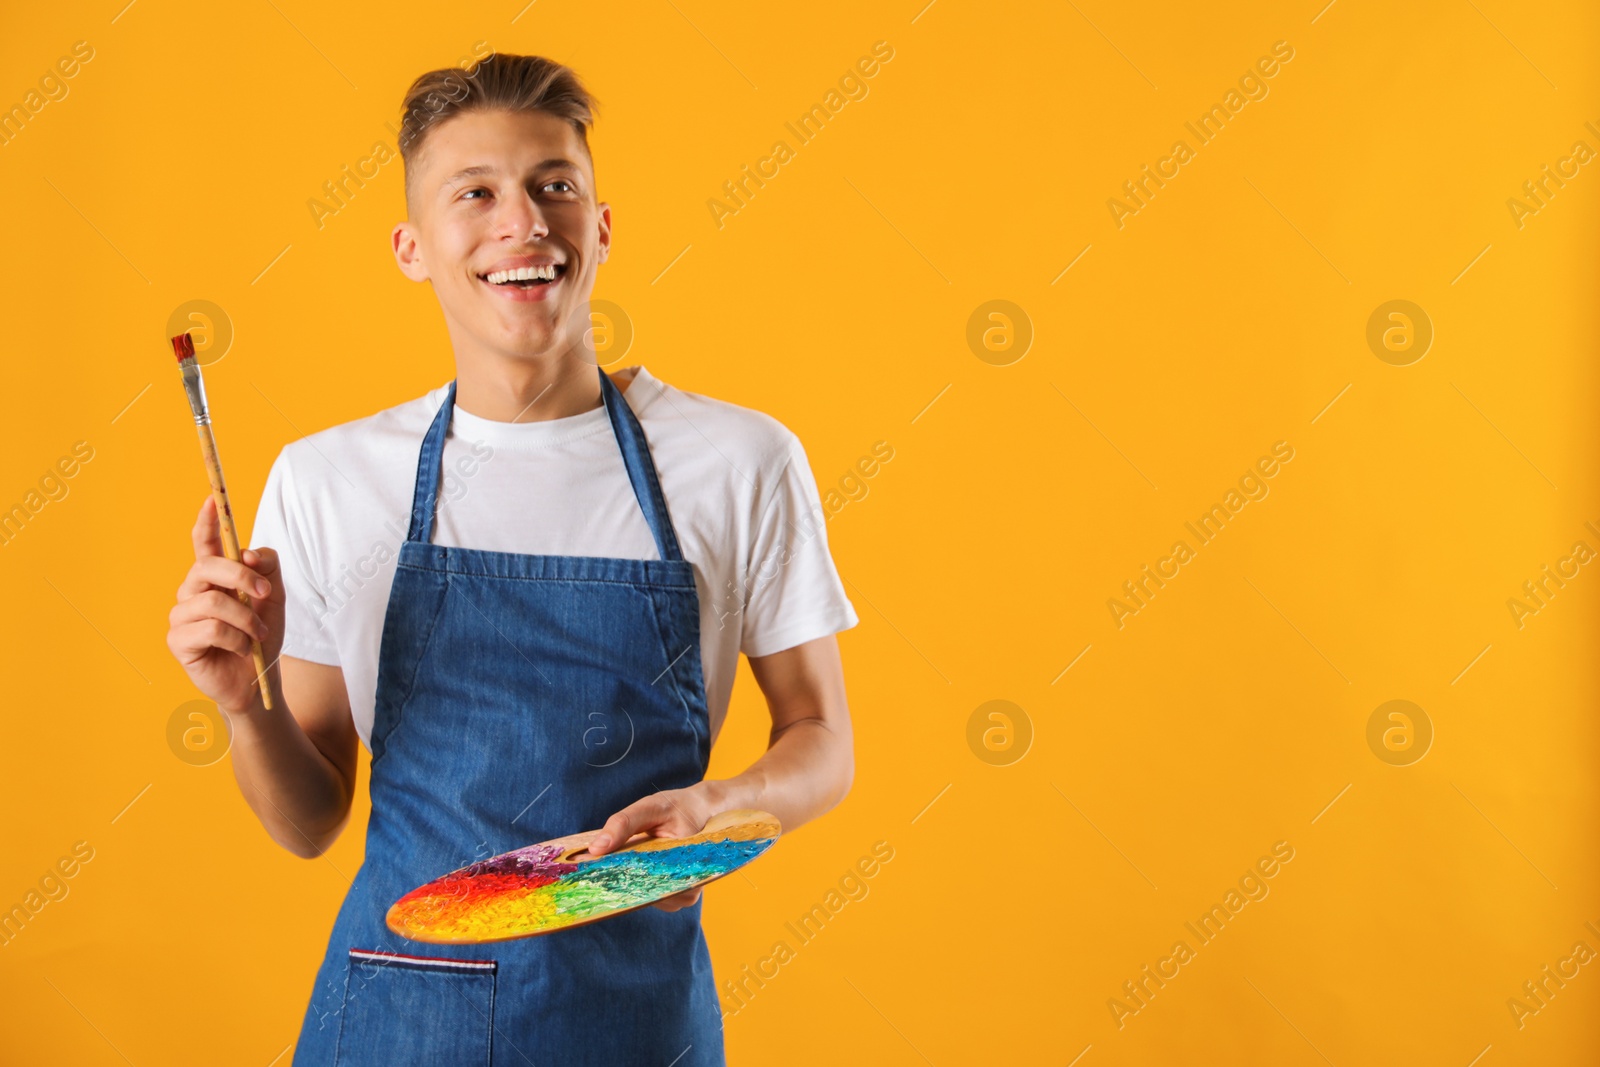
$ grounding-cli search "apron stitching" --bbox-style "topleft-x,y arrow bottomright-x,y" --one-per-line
632,447 -> 682,561
640,586 -> 711,762
406,381 -> 454,546
330,951 -> 356,1065
369,569 -> 452,768
600,371 -> 683,564
437,969 -> 523,1067
484,972 -> 504,1066
402,565 -> 696,590
347,948 -> 496,970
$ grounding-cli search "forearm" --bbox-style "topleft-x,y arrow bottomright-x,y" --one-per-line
223,685 -> 353,858
703,715 -> 854,836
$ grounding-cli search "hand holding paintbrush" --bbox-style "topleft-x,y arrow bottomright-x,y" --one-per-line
166,332 -> 278,712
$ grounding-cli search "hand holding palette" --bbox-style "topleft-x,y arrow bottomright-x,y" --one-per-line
387,809 -> 780,944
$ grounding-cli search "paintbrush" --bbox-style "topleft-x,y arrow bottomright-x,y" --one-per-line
171,331 -> 274,710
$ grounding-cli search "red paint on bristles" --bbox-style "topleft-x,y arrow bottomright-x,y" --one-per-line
171,332 -> 196,362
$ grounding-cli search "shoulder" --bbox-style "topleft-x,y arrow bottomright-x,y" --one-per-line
271,384 -> 450,491
621,367 -> 801,478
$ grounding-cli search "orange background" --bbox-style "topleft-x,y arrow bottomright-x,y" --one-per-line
1,1 -> 1596,1063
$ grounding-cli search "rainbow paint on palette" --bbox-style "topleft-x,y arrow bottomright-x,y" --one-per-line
387,810 -> 780,944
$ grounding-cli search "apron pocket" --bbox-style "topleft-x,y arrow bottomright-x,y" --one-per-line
333,948 -> 497,1066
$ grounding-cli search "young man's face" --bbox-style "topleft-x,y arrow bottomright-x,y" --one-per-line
392,108 -> 610,363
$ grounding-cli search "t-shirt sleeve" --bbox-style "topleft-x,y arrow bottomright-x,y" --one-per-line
739,434 -> 860,658
248,447 -> 341,666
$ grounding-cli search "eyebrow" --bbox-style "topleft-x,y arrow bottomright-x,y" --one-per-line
441,160 -> 583,187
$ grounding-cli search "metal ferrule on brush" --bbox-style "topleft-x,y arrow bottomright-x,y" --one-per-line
179,359 -> 213,427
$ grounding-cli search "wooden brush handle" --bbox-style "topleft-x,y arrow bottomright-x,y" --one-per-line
196,424 -> 274,711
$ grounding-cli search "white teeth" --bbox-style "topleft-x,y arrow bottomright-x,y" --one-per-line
484,265 -> 560,284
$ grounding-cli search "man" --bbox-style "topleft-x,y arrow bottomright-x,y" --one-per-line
165,52 -> 857,1066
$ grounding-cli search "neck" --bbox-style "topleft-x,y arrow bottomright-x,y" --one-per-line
452,346 -> 603,424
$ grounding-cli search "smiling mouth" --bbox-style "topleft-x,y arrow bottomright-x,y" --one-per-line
479,263 -> 568,289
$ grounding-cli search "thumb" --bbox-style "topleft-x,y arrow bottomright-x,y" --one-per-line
241,548 -> 285,608
244,545 -> 281,577
588,805 -> 649,857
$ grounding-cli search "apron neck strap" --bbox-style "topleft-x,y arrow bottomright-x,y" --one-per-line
406,368 -> 685,562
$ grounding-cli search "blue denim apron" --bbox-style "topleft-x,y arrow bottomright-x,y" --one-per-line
292,369 -> 725,1066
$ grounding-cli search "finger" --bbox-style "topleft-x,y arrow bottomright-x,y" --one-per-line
587,809 -> 638,857
653,887 -> 703,912
191,496 -> 223,561
589,796 -> 671,856
178,555 -> 270,602
174,591 -> 269,644
168,617 -> 255,661
171,589 -> 269,642
241,549 -> 285,606
241,546 -> 281,579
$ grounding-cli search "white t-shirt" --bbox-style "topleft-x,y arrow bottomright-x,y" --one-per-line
248,365 -> 858,752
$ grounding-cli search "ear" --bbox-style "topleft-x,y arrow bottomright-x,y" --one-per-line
596,201 -> 612,265
392,220 -> 429,282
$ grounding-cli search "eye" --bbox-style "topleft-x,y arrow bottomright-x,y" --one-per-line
460,187 -> 490,201
543,179 -> 576,194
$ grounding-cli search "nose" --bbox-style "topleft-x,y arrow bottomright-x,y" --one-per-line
493,187 -> 548,244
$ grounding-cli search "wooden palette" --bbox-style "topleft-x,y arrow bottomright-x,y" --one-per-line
387,810 -> 781,944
